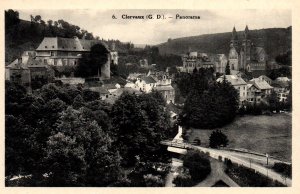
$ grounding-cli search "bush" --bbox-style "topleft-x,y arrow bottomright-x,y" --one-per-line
172,168 -> 193,187
209,130 -> 229,148
182,150 -> 211,183
272,163 -> 292,178
225,162 -> 285,187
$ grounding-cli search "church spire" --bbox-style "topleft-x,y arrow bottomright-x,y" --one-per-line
230,26 -> 238,48
232,26 -> 238,40
244,25 -> 250,39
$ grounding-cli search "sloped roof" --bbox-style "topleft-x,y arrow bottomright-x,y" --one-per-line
250,78 -> 273,90
155,85 -> 174,91
217,75 -> 247,86
89,87 -> 109,94
271,80 -> 289,88
6,57 -> 48,69
141,76 -> 157,84
247,83 -> 260,91
258,75 -> 272,82
36,37 -> 109,52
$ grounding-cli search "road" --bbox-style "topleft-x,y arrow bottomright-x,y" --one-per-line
161,140 -> 291,186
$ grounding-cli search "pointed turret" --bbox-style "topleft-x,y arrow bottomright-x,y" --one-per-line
244,25 -> 250,39
230,26 -> 238,48
232,26 -> 238,40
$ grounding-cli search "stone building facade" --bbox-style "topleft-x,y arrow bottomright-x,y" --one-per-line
228,26 -> 267,73
35,36 -> 117,79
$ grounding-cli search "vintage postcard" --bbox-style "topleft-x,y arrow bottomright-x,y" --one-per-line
0,0 -> 299,194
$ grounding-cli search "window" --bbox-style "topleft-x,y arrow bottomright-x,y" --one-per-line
52,46 -> 55,48
45,46 -> 48,48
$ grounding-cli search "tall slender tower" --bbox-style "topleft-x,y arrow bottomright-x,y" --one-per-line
241,25 -> 251,70
230,26 -> 239,49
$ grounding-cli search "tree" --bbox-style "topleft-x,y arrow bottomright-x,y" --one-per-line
268,91 -> 281,112
45,107 -> 123,186
183,150 -> 211,183
181,81 -> 238,129
5,9 -> 20,27
225,62 -> 231,75
75,44 -> 109,77
44,132 -> 86,186
209,130 -> 229,148
111,92 -> 171,166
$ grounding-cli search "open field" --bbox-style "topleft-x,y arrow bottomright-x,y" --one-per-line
187,113 -> 291,162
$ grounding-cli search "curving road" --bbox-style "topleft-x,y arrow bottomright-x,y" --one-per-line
161,140 -> 291,186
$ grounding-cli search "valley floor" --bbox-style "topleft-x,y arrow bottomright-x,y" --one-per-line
187,113 -> 292,162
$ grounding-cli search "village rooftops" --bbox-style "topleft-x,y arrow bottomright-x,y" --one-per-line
217,75 -> 247,86
36,37 -> 110,52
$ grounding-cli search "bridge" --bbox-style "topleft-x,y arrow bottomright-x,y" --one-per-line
161,139 -> 291,186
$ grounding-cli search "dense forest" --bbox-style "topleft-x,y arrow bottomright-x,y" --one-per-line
157,27 -> 292,62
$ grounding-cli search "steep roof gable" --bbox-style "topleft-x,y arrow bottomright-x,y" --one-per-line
36,37 -> 109,52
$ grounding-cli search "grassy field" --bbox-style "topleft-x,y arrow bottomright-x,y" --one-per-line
187,113 -> 292,162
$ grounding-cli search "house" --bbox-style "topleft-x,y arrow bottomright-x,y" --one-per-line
89,87 -> 110,100
275,77 -> 291,82
249,77 -> 273,98
150,71 -> 176,103
155,85 -> 175,104
247,83 -> 262,103
212,54 -> 228,74
135,76 -> 157,93
104,87 -> 142,104
217,75 -> 248,103
277,91 -> 290,102
258,75 -> 272,85
180,52 -> 214,73
127,73 -> 146,82
5,52 -> 54,88
102,83 -> 121,93
5,59 -> 31,87
124,82 -> 139,90
271,81 -> 289,93
55,76 -> 85,85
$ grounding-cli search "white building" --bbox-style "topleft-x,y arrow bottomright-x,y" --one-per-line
217,75 -> 248,103
135,76 -> 157,93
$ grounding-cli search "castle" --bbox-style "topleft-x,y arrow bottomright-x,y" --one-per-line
228,25 -> 267,73
35,36 -> 118,79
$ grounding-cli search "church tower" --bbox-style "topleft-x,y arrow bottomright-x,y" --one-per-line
241,25 -> 251,70
228,26 -> 239,71
230,26 -> 239,49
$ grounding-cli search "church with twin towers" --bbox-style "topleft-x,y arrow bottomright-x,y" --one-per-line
228,25 -> 267,73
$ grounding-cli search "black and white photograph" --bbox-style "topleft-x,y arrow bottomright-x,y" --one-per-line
2,0 -> 296,190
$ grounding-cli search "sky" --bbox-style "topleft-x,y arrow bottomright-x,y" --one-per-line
17,9 -> 291,45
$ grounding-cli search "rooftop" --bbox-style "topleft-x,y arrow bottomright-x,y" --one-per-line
36,37 -> 109,52
217,75 -> 247,86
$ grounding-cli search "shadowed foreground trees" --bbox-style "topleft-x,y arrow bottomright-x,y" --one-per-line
5,81 -> 172,186
180,72 -> 239,129
173,150 -> 211,186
